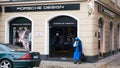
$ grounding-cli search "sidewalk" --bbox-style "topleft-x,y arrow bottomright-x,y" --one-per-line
106,52 -> 120,68
35,52 -> 120,68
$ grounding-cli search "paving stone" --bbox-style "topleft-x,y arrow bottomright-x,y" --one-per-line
34,52 -> 120,68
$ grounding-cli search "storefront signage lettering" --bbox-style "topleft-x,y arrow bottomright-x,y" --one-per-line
11,23 -> 31,26
53,22 -> 75,25
98,5 -> 115,18
16,6 -> 64,11
103,9 -> 114,18
5,4 -> 80,12
50,22 -> 77,27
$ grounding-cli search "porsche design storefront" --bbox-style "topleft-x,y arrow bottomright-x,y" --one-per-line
2,3 -> 80,60
1,0 -> 120,63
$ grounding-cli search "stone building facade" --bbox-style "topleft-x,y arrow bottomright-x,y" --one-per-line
0,0 -> 120,62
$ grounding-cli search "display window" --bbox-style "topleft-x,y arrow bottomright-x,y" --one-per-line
9,17 -> 32,51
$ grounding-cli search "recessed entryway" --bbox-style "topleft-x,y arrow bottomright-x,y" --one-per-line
49,15 -> 77,58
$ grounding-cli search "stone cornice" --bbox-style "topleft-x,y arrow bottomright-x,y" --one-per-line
95,0 -> 120,16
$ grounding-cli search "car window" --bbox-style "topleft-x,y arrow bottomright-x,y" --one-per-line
0,45 -> 16,52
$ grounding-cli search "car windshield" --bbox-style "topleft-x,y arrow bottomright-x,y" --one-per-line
1,44 -> 26,51
0,45 -> 15,52
6,45 -> 26,51
6,46 -> 15,51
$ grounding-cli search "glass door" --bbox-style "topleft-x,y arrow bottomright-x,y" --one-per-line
49,27 -> 77,57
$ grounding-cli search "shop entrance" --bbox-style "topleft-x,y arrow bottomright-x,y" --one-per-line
110,22 -> 114,54
98,18 -> 104,57
118,24 -> 120,51
49,15 -> 77,58
9,17 -> 32,51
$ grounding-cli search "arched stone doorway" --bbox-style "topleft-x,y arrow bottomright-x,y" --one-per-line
98,17 -> 104,57
9,17 -> 32,51
110,22 -> 114,54
117,23 -> 120,51
49,15 -> 77,58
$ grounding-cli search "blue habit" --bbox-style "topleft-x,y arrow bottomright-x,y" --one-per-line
73,40 -> 82,60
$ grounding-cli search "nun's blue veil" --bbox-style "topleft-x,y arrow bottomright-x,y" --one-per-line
75,37 -> 80,41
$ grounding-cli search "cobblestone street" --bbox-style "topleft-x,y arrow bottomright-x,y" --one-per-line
34,52 -> 120,68
106,53 -> 120,68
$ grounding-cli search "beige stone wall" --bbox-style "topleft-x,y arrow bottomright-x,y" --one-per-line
94,0 -> 120,54
0,12 -> 5,43
0,0 -> 110,56
0,1 -> 98,56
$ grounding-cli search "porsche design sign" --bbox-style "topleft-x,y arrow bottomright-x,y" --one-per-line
5,4 -> 80,12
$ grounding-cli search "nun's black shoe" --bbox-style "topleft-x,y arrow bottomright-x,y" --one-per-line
74,61 -> 77,64
78,62 -> 81,64
78,61 -> 81,64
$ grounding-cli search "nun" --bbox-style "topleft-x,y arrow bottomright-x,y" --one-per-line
73,37 -> 83,64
